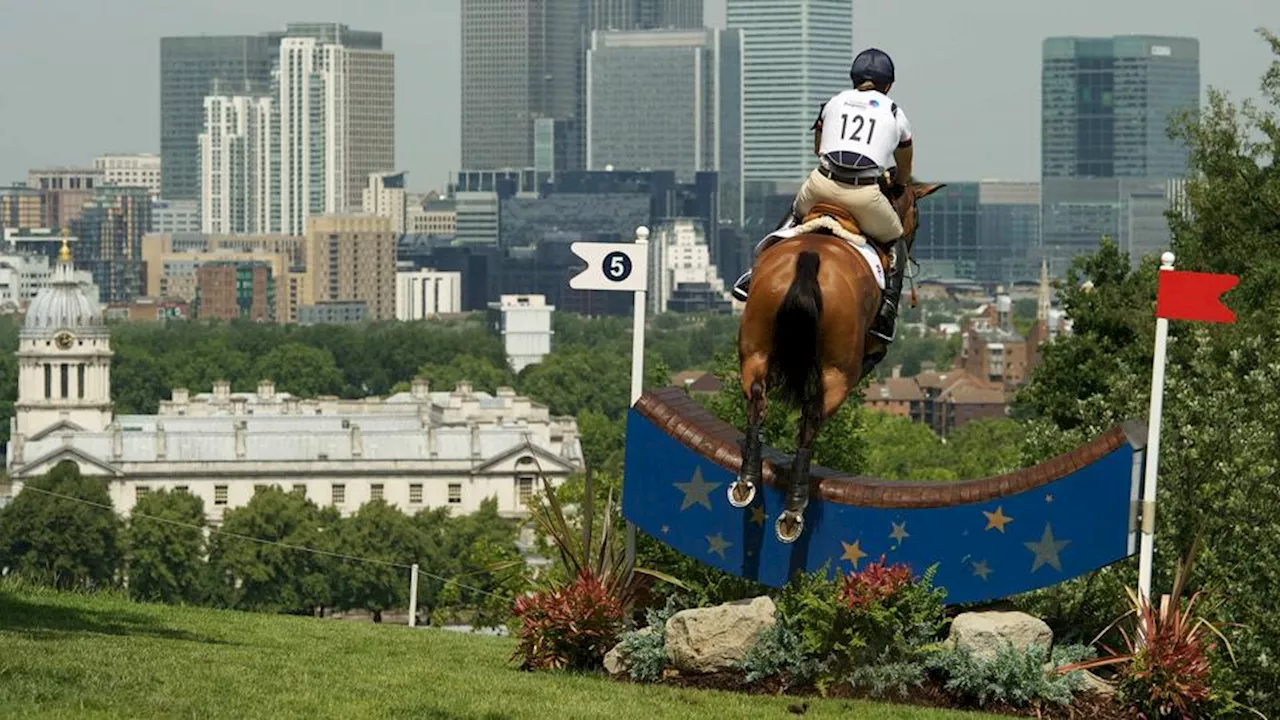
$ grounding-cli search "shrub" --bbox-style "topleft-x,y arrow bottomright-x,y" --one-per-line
927,642 -> 1096,709
741,558 -> 948,695
613,596 -> 683,682
511,569 -> 623,671
1059,536 -> 1253,719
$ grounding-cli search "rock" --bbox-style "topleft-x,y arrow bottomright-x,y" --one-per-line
603,627 -> 653,676
664,596 -> 776,674
946,610 -> 1053,663
1078,669 -> 1117,697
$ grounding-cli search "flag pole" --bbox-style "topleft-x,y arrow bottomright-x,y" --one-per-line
1138,251 -> 1176,604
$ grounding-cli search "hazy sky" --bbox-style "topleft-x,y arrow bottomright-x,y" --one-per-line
0,0 -> 1274,191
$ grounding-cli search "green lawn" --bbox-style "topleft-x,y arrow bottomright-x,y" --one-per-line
0,583 -> 1001,720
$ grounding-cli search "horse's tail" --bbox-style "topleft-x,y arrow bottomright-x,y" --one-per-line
770,249 -> 824,408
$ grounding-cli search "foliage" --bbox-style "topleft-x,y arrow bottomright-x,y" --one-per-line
418,498 -> 526,629
614,596 -> 684,682
744,560 -> 948,693
926,642 -> 1096,709
1059,539 -> 1247,719
699,351 -> 868,473
511,569 -> 624,671
858,412 -> 954,480
250,342 -> 345,397
333,499 -> 429,622
0,461 -> 120,590
412,353 -> 515,394
205,487 -> 338,614
124,489 -> 209,604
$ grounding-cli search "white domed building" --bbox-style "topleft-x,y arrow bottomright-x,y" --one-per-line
4,240 -> 583,522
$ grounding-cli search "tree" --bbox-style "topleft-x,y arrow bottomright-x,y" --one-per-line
334,499 -> 428,622
859,411 -> 955,481
206,487 -> 329,614
124,489 -> 210,604
251,342 -> 345,397
0,461 -> 120,590
414,353 -> 514,395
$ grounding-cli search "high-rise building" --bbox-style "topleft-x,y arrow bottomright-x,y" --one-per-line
70,187 -> 153,303
726,0 -> 852,185
95,155 -> 163,198
304,214 -> 397,321
460,0 -> 585,171
363,172 -> 408,234
586,28 -> 742,222
1040,35 -> 1199,271
913,181 -> 1041,286
194,260 -> 275,322
590,0 -> 704,30
160,35 -> 275,201
198,29 -> 395,236
165,23 -> 392,209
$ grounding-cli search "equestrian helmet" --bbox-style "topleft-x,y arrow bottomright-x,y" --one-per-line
850,48 -> 895,87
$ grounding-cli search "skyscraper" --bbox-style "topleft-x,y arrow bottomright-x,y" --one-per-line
726,0 -> 852,185
160,36 -> 274,201
1042,35 -> 1199,179
1040,35 -> 1199,272
460,0 -> 584,171
590,0 -> 704,30
586,27 -> 742,222
164,23 -> 392,211
198,28 -> 395,236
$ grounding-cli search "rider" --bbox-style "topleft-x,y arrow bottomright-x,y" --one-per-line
731,48 -> 916,344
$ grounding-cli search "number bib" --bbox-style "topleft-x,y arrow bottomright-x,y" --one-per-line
817,89 -> 905,170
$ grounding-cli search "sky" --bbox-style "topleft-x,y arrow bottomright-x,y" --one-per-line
0,0 -> 1274,192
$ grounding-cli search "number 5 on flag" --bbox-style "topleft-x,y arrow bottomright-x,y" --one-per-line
1156,269 -> 1239,324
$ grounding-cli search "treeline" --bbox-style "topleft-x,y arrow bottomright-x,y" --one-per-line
0,462 -> 522,626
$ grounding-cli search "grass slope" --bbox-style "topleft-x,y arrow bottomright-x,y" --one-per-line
0,583 -> 1000,720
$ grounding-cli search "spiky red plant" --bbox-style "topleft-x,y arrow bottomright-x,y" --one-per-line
839,555 -> 913,610
511,569 -> 624,671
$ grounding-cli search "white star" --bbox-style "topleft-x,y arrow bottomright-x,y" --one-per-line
673,467 -> 720,511
1024,523 -> 1071,573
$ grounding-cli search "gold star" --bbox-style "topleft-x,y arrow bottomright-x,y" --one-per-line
983,506 -> 1013,533
840,540 -> 867,569
674,467 -> 721,511
889,521 -> 909,544
750,505 -> 767,526
971,560 -> 992,581
706,533 -> 732,560
1024,523 -> 1071,572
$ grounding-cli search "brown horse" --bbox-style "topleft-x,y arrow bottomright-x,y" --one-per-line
729,182 -> 944,543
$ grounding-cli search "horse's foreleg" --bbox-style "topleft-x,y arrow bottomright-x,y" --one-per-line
730,352 -> 768,508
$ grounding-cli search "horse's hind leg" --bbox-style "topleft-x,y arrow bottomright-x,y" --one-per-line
775,372 -> 825,543
730,351 -> 768,508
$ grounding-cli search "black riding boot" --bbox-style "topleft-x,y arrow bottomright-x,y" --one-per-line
869,239 -> 908,343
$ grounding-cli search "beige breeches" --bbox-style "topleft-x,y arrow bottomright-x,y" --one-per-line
793,168 -> 904,243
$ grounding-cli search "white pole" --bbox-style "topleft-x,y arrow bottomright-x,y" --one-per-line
408,563 -> 419,628
626,226 -> 650,567
1137,251 -> 1175,605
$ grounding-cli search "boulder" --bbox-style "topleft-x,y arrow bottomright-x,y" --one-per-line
603,627 -> 653,676
664,596 -> 776,674
945,610 -> 1053,663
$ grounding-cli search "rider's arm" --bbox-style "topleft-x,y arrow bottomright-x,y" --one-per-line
811,102 -> 825,157
893,107 -> 914,184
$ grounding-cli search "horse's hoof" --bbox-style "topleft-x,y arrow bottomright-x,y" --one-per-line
775,511 -> 804,544
728,480 -> 756,508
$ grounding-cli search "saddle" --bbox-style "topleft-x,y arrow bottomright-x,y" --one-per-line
800,203 -> 892,272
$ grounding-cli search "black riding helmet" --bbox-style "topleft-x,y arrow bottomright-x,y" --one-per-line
850,48 -> 895,89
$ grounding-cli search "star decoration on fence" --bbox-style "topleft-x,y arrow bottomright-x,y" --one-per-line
1024,523 -> 1071,572
674,467 -> 719,511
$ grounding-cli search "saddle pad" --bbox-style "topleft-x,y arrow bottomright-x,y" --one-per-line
756,219 -> 886,291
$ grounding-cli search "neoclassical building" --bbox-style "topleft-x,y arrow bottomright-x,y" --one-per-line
4,240 -> 583,522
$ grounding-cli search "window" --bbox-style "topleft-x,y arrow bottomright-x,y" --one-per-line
517,476 -> 535,506
44,364 -> 51,399
135,486 -> 151,501
371,483 -> 384,501
60,364 -> 68,399
174,485 -> 189,493
292,484 -> 306,496
409,484 -> 422,504
214,485 -> 228,505
332,483 -> 346,505
77,364 -> 85,399
448,483 -> 461,504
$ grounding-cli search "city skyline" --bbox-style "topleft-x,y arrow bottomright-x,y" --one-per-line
0,0 -> 1274,191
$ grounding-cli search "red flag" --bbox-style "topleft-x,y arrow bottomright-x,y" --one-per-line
1156,270 -> 1238,323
